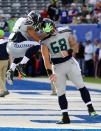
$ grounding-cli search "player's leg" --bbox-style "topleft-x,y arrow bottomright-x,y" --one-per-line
16,44 -> 40,76
2,60 -> 10,96
6,41 -> 39,80
6,41 -> 29,84
6,58 -> 22,85
50,81 -> 57,95
53,64 -> 70,124
67,57 -> 98,118
0,61 -> 5,97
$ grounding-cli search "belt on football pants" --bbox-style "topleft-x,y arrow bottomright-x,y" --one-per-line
51,55 -> 72,65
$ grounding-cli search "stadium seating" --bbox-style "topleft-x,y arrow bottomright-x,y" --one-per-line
0,0 -> 84,19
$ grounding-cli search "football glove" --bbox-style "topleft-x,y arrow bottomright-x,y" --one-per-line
43,23 -> 53,33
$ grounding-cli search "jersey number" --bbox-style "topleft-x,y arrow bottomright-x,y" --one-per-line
50,38 -> 67,54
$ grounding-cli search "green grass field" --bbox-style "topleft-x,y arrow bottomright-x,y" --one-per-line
18,76 -> 101,84
32,76 -> 101,84
83,77 -> 101,84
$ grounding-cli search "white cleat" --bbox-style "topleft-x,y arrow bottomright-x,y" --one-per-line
6,69 -> 14,85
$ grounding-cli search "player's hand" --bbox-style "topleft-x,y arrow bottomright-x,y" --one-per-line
61,51 -> 68,58
49,74 -> 57,83
43,23 -> 53,33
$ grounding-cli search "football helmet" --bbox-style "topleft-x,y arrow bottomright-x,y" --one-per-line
27,10 -> 43,26
40,18 -> 55,29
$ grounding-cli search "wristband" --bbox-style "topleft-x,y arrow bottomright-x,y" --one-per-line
46,69 -> 52,76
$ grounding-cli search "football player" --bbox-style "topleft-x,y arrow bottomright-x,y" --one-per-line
6,11 -> 52,85
41,18 -> 98,124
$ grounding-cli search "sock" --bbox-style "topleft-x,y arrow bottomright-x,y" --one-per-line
10,63 -> 16,71
58,94 -> 68,112
20,56 -> 29,64
79,87 -> 91,104
63,112 -> 69,118
87,104 -> 95,112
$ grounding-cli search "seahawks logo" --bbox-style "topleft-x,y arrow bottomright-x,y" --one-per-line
25,19 -> 33,26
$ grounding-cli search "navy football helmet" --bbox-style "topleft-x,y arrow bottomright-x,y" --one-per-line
40,18 -> 55,29
27,10 -> 43,26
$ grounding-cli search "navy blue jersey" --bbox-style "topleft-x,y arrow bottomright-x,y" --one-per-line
59,9 -> 68,23
0,39 -> 9,60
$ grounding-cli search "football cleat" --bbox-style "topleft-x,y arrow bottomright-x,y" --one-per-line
16,64 -> 26,77
50,92 -> 57,96
56,112 -> 70,124
6,69 -> 14,85
3,90 -> 10,96
89,111 -> 99,118
56,119 -> 70,124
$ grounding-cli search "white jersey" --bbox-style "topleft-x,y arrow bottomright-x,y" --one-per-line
41,27 -> 72,58
7,17 -> 40,58
9,17 -> 34,41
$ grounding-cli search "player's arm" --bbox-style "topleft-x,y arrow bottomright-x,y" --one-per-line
41,44 -> 56,82
68,33 -> 79,54
41,44 -> 51,70
27,26 -> 47,41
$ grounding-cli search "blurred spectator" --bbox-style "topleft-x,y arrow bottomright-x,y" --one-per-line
93,39 -> 100,77
41,8 -> 48,18
25,57 -> 36,77
84,40 -> 94,76
95,44 -> 101,77
61,0 -> 73,5
0,30 -> 10,97
59,5 -> 68,24
0,14 -> 8,32
93,9 -> 101,24
81,5 -> 89,18
25,50 -> 42,76
79,5 -> 89,24
76,42 -> 85,75
71,16 -> 79,24
8,16 -> 17,33
53,0 -> 58,2
54,2 -> 60,22
61,0 -> 67,5
93,39 -> 99,55
79,15 -> 88,24
47,0 -> 56,20
88,0 -> 100,5
99,1 -> 101,7
83,0 -> 86,4
90,3 -> 99,15
68,3 -> 78,23
35,50 -> 41,76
